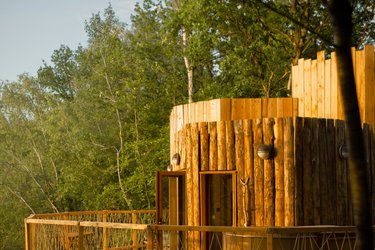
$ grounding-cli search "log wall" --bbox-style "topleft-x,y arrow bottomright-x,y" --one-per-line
171,116 -> 375,228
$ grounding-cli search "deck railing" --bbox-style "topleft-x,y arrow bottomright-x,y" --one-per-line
25,211 -> 371,250
24,210 -> 156,250
148,225 -> 367,250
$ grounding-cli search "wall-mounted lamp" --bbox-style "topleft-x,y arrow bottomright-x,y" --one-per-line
167,164 -> 172,171
339,144 -> 349,159
256,144 -> 275,160
171,153 -> 180,165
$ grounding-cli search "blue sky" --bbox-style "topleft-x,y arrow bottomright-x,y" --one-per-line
0,0 -> 142,82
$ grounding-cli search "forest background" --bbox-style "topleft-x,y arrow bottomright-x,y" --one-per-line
0,0 -> 374,248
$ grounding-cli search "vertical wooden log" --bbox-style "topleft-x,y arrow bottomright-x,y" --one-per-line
295,117 -> 304,225
311,119 -> 320,225
209,122 -> 218,171
336,120 -> 348,225
185,124 -> 194,249
226,120 -> 235,170
234,120 -> 245,226
284,117 -> 295,226
318,119 -> 329,225
326,119 -> 337,225
200,122 -> 209,171
264,118 -> 275,226
243,119 -> 255,225
254,119 -> 264,226
218,121 -> 227,170
191,123 -> 200,248
275,118 -> 285,226
185,125 -> 193,225
302,118 -> 313,225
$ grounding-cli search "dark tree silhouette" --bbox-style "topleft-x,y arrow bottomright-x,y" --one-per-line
326,0 -> 373,248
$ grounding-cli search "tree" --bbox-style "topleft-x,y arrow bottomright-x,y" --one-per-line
327,0 -> 373,248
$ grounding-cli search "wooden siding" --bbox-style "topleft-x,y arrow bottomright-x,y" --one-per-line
170,98 -> 298,161
291,44 -> 375,127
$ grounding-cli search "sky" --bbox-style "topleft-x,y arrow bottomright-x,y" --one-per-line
0,0 -> 142,82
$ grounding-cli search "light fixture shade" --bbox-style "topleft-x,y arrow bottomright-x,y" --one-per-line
339,144 -> 349,159
256,144 -> 274,160
171,153 -> 180,165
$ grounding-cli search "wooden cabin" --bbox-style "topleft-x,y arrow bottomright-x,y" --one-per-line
157,45 -> 375,248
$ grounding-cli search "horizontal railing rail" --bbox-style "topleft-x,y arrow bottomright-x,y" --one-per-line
25,210 -> 156,250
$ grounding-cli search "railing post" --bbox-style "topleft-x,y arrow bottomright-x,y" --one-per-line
267,233 -> 273,250
78,222 -> 84,250
147,225 -> 154,250
132,212 -> 137,249
103,210 -> 108,250
64,213 -> 69,250
24,219 -> 30,250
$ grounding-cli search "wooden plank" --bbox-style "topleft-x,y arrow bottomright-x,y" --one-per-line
324,59 -> 331,119
209,122 -> 218,171
234,120 -> 245,226
295,117 -> 304,226
311,119 -> 320,225
317,51 -> 326,117
356,50 -> 366,123
298,58 -> 305,117
268,98 -> 278,118
248,99 -> 262,119
335,120 -> 348,225
304,59 -> 312,117
226,120 -> 235,170
220,98 -> 231,121
364,45 -> 375,128
254,119 -> 264,226
231,99 -> 245,120
331,52 -> 338,119
363,124 -> 372,216
262,99 -> 269,118
217,121 -> 227,170
311,60 -> 318,117
284,117 -> 295,226
326,119 -> 337,225
274,118 -> 284,226
199,122 -> 209,171
244,119 -> 255,225
291,64 -> 299,98
318,119 -> 329,225
264,118 -> 275,226
302,118 -> 313,225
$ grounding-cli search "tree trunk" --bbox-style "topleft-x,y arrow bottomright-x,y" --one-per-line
182,28 -> 194,103
327,0 -> 373,249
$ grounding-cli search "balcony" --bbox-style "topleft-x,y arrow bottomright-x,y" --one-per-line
25,210 -> 366,250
